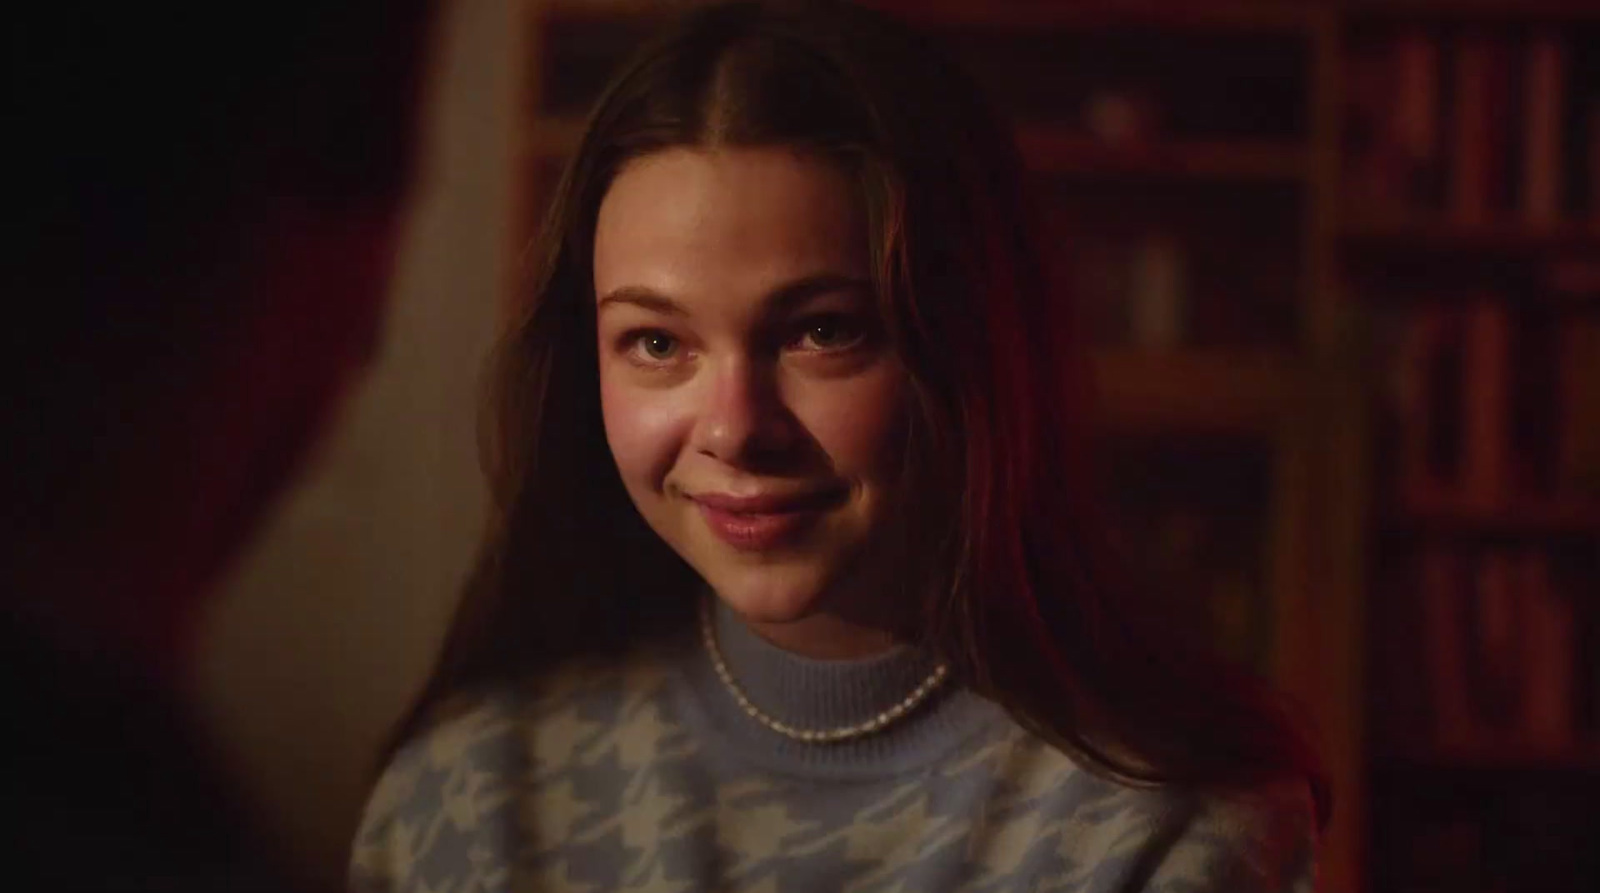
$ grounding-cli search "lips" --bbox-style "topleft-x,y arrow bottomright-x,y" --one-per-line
690,487 -> 844,551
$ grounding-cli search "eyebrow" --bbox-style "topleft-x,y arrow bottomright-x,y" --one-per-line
596,273 -> 872,318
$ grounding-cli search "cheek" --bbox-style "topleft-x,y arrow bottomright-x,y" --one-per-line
599,369 -> 688,492
793,368 -> 907,480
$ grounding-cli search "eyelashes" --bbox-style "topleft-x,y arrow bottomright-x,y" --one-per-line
616,313 -> 877,370
791,313 -> 868,352
629,329 -> 681,363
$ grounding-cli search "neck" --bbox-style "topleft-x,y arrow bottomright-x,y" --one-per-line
672,598 -> 1003,778
743,610 -> 901,660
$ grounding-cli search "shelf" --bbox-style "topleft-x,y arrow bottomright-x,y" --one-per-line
1340,217 -> 1600,255
525,117 -> 1308,182
1337,0 -> 1600,22
1091,348 -> 1297,436
868,0 -> 1317,31
1383,498 -> 1600,539
1018,128 -> 1308,181
1375,738 -> 1600,773
534,0 -> 1317,31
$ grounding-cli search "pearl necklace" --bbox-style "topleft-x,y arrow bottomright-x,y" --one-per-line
698,599 -> 951,744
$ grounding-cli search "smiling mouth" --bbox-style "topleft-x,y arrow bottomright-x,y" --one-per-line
689,488 -> 845,551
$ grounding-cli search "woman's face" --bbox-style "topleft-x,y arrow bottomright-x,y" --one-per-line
594,147 -> 908,655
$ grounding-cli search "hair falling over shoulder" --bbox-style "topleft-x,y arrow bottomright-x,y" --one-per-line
386,0 -> 1329,827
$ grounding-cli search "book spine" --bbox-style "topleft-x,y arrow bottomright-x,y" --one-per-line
1521,32 -> 1565,225
1558,315 -> 1600,496
1395,308 -> 1448,508
1517,549 -> 1574,748
1128,236 -> 1185,349
1425,309 -> 1467,505
1590,102 -> 1600,220
1422,546 -> 1474,746
1394,30 -> 1443,211
1461,299 -> 1510,512
1470,550 -> 1521,733
1451,34 -> 1494,225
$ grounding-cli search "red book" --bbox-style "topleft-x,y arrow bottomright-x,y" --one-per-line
1392,30 -> 1443,210
1559,315 -> 1600,495
1521,32 -> 1565,225
1450,35 -> 1514,225
1393,308 -> 1452,508
1469,550 -> 1520,732
1590,102 -> 1600,219
1461,298 -> 1510,512
1421,546 -> 1473,747
1516,550 -> 1573,748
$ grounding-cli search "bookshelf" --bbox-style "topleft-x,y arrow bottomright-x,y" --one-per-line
1341,218 -> 1600,253
1344,3 -> 1600,893
1091,348 -> 1296,435
1384,499 -> 1600,540
513,2 -> 1598,892
524,114 -> 1311,179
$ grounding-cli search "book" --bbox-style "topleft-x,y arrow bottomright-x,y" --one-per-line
1392,307 -> 1451,507
1424,308 -> 1467,507
1507,308 -> 1563,497
1393,29 -> 1444,211
1460,299 -> 1510,512
1591,102 -> 1600,218
1558,315 -> 1600,496
1521,32 -> 1566,225
1468,550 -> 1521,732
1516,549 -> 1574,749
1421,545 -> 1474,747
1127,236 -> 1186,349
1450,34 -> 1514,225
1342,37 -> 1399,214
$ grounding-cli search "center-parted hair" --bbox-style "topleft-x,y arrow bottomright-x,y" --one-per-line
394,0 -> 1328,824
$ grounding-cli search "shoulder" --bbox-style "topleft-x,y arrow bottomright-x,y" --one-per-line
349,691 -> 525,893
349,649 -> 685,892
987,727 -> 1316,892
1132,776 -> 1318,893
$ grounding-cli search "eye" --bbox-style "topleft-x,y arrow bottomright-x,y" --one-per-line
793,314 -> 867,352
625,329 -> 681,363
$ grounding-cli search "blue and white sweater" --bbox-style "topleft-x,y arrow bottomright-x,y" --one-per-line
352,601 -> 1317,892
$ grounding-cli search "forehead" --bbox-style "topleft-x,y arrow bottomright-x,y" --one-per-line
592,147 -> 869,299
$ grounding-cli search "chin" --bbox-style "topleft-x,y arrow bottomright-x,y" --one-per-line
700,562 -> 836,625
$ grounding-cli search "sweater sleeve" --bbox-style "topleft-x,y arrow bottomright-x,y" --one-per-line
348,696 -> 524,893
1140,779 -> 1318,893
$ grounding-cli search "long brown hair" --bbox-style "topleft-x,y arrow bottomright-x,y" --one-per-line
395,0 -> 1328,824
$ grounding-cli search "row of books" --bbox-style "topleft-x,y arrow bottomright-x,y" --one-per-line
1390,545 -> 1591,752
1344,27 -> 1600,225
1382,299 -> 1600,513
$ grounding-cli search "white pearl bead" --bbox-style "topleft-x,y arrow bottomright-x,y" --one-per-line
699,599 -> 949,745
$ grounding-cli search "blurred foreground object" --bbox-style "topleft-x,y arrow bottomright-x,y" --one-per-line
4,0 -> 437,889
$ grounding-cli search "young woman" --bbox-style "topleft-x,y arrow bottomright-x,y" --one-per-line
352,2 -> 1328,890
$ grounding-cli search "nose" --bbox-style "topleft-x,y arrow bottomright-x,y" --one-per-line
692,354 -> 800,466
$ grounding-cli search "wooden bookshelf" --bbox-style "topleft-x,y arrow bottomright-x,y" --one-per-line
1341,3 -> 1600,892
540,0 -> 1318,31
1093,348 -> 1298,435
1335,0 -> 1600,22
525,116 -> 1311,181
1018,129 -> 1309,180
1383,499 -> 1600,539
1376,739 -> 1600,772
1341,218 -> 1600,255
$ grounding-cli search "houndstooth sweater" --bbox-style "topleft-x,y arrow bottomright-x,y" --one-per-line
351,601 -> 1316,893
